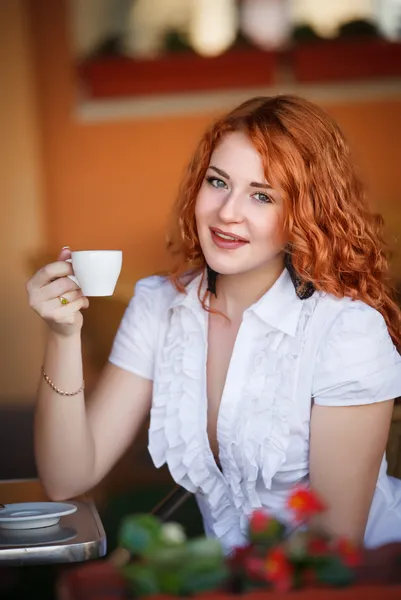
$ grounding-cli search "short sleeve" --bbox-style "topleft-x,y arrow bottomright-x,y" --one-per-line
108,276 -> 163,380
313,301 -> 401,406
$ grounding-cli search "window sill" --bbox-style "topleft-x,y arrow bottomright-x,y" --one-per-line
75,77 -> 401,122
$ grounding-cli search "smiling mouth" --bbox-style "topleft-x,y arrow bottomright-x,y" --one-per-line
210,228 -> 248,242
209,227 -> 249,250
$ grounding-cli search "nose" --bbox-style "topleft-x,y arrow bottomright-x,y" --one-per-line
218,191 -> 243,224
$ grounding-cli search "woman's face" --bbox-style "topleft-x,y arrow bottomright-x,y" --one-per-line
195,131 -> 285,277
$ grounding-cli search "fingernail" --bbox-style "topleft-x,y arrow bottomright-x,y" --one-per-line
61,246 -> 70,250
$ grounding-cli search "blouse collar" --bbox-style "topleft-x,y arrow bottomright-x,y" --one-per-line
249,268 -> 304,336
170,268 -> 305,337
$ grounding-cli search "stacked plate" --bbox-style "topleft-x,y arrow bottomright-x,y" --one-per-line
0,502 -> 77,530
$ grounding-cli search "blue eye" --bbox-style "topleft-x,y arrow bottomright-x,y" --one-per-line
253,192 -> 272,204
206,176 -> 227,189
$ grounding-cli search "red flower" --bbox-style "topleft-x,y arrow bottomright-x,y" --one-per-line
227,544 -> 253,569
248,509 -> 283,541
333,538 -> 362,567
265,548 -> 294,592
249,510 -> 271,534
308,537 -> 330,557
245,556 -> 267,581
287,487 -> 326,522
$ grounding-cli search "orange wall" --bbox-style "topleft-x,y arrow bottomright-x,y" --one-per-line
0,0 -> 46,402
30,0 -> 401,281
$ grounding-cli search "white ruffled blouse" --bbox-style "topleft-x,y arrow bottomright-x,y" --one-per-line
109,269 -> 401,553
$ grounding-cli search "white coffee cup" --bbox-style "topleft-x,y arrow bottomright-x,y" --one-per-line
67,250 -> 123,297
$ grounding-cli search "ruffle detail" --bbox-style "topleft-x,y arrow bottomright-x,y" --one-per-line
148,304 -> 242,545
219,296 -> 318,527
148,276 -> 318,548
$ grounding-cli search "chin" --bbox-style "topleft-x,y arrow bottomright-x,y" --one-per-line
200,237 -> 256,276
203,253 -> 247,276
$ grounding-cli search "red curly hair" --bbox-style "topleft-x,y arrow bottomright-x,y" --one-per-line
167,95 -> 401,347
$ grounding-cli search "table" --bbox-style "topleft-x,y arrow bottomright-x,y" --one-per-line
0,479 -> 106,566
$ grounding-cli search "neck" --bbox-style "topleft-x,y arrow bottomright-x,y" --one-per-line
211,255 -> 285,320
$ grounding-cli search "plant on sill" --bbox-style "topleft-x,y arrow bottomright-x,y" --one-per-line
293,19 -> 381,45
116,486 -> 362,597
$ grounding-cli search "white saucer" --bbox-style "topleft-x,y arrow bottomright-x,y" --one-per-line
0,502 -> 77,530
0,525 -> 77,546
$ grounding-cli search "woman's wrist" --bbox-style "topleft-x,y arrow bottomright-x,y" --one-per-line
43,326 -> 84,391
47,324 -> 82,343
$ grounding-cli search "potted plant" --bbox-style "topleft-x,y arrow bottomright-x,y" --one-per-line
291,19 -> 401,83
57,487 -> 401,599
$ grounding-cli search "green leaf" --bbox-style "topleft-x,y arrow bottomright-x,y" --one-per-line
157,569 -> 184,595
284,530 -> 309,561
185,537 -> 225,571
181,566 -> 228,595
249,520 -> 286,546
186,537 -> 224,559
316,556 -> 354,587
150,544 -> 190,569
118,514 -> 162,556
123,563 -> 160,597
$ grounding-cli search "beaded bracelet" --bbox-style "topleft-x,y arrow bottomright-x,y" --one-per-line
41,366 -> 85,396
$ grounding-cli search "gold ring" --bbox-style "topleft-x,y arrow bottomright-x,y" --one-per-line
59,296 -> 69,305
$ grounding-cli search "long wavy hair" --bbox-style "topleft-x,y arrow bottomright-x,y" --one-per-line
167,95 -> 401,347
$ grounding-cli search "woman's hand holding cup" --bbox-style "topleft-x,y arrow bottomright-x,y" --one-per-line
26,247 -> 89,337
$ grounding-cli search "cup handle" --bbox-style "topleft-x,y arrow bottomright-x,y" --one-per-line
66,258 -> 80,287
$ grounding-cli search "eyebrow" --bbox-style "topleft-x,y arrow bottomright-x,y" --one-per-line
208,165 -> 273,189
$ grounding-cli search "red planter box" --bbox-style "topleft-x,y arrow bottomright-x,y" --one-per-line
292,39 -> 401,82
77,49 -> 278,99
197,590 -> 401,599
57,541 -> 401,600
57,561 -> 401,600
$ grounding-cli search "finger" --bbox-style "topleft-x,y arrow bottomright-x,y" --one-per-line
52,289 -> 84,308
30,261 -> 74,290
39,276 -> 80,302
53,296 -> 90,323
36,291 -> 87,321
57,246 -> 72,261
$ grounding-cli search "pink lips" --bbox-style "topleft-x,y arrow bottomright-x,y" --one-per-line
210,227 -> 249,250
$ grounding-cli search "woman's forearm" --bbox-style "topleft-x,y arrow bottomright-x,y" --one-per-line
35,329 -> 96,499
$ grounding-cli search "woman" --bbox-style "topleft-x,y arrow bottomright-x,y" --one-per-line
27,95 -> 401,554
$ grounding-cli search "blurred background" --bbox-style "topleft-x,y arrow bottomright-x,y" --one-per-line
0,1 -> 401,594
